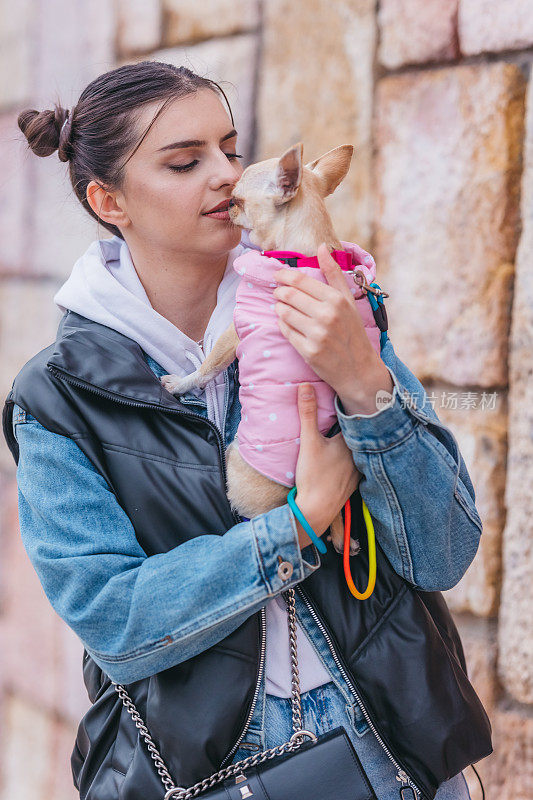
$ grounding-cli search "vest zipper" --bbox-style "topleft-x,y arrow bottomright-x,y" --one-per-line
295,584 -> 427,800
218,605 -> 267,768
47,364 -> 426,797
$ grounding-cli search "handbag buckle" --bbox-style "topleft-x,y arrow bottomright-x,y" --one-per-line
289,729 -> 318,744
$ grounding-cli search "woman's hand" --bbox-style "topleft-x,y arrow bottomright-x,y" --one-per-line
273,243 -> 393,415
292,383 -> 361,549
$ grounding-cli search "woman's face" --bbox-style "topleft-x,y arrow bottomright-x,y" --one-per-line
117,88 -> 245,257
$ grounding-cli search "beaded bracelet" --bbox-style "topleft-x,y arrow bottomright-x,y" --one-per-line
287,486 -> 327,554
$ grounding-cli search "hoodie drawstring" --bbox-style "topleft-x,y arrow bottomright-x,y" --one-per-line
185,349 -> 222,431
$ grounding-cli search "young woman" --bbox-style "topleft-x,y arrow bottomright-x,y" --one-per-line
3,61 -> 491,800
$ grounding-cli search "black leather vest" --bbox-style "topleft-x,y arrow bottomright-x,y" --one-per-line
2,311 -> 492,800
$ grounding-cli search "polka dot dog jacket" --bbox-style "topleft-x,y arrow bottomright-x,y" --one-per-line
232,240 -> 382,487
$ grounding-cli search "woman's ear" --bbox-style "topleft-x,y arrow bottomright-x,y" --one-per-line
86,180 -> 131,229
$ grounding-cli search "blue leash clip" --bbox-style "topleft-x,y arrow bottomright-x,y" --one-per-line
366,283 -> 389,350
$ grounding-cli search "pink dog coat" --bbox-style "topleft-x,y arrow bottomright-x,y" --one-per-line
232,241 -> 381,487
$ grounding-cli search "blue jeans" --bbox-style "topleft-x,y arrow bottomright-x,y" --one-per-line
232,680 -> 472,799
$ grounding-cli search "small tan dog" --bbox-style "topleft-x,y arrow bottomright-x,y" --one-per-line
161,142 -> 359,554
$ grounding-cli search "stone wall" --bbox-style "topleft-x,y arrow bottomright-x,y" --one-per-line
0,1 -> 531,797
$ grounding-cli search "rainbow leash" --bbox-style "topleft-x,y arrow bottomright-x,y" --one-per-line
343,497 -> 376,600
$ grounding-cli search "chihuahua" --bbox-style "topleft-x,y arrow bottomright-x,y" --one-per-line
161,142 -> 378,555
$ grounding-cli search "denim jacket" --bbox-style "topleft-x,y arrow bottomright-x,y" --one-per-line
11,335 -> 482,688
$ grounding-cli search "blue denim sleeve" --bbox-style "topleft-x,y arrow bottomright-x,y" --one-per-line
333,338 -> 483,592
12,404 -> 320,684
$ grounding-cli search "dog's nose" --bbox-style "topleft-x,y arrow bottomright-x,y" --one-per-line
228,198 -> 236,208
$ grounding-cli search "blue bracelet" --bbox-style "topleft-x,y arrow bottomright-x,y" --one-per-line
287,486 -> 327,554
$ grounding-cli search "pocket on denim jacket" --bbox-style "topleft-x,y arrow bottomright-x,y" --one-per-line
12,405 -> 37,426
231,728 -> 264,766
345,700 -> 370,737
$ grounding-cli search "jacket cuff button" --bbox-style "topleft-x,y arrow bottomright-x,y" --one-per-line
277,560 -> 294,581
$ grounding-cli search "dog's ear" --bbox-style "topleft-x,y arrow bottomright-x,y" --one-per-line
305,144 -> 354,197
273,142 -> 303,205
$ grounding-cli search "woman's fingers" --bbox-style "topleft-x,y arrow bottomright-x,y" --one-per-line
273,284 -> 322,318
316,242 -> 355,302
273,266 -> 339,302
275,301 -> 317,337
277,316 -> 308,351
297,383 -> 319,443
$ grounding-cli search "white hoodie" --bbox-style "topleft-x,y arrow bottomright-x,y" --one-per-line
53,233 -> 256,430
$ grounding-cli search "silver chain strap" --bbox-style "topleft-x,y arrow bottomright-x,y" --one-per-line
112,587 -> 316,800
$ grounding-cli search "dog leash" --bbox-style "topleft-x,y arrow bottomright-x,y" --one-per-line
342,495 -> 377,600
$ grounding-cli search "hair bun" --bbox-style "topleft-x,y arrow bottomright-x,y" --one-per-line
18,104 -> 73,161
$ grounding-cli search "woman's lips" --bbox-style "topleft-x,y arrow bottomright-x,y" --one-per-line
203,209 -> 231,220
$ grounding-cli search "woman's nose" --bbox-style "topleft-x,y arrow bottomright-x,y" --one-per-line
210,152 -> 242,188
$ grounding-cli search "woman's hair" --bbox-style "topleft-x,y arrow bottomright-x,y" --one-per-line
17,61 -> 235,239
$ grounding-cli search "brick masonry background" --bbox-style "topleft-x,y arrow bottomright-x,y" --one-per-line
0,1 -> 532,797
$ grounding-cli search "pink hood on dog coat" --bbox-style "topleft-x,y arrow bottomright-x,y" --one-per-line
232,241 -> 381,487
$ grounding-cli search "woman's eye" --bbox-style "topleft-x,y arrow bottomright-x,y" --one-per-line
168,153 -> 244,173
168,160 -> 199,173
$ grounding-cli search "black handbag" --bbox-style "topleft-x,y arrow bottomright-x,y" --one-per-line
113,588 -> 378,799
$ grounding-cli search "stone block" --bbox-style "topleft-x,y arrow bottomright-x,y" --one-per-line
0,281 -> 62,472
30,153 -> 107,279
0,473 -> 13,604
378,0 -> 459,69
498,75 -> 533,707
478,704 -> 533,800
28,0 -> 116,276
459,0 -> 533,56
1,695 -> 52,800
137,34 -> 259,164
0,111 -> 32,275
435,386 -> 507,617
32,0 -> 116,109
0,695 -> 79,800
257,0 -> 377,249
0,478 -> 57,708
0,477 -> 90,723
0,0 -> 32,108
163,0 -> 259,46
50,715 -> 83,800
117,0 -> 163,56
1,0 -> 117,278
375,63 -> 526,386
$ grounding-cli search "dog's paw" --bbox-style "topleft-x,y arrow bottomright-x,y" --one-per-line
328,533 -> 361,557
349,537 -> 361,557
161,374 -> 186,395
